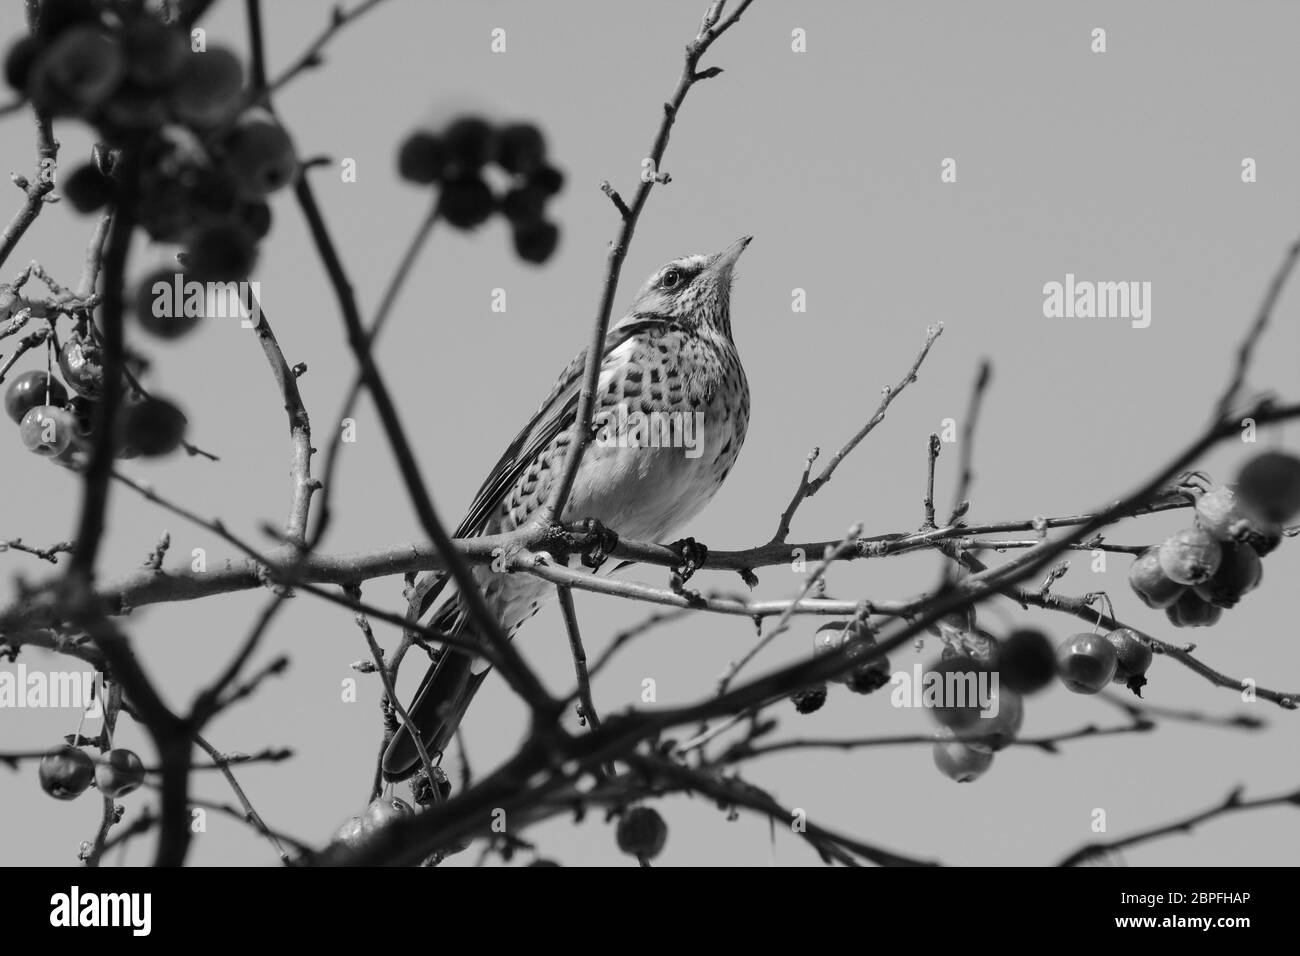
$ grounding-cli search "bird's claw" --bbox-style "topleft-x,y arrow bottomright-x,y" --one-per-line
574,518 -> 618,570
669,537 -> 708,588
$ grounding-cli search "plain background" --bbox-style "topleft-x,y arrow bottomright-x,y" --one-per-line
2,0 -> 1298,866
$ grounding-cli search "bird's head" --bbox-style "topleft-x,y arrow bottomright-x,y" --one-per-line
625,235 -> 751,336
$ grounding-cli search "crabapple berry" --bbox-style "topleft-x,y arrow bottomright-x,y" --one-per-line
185,221 -> 257,281
4,36 -> 43,92
38,745 -> 94,800
616,806 -> 667,859
362,796 -> 414,831
529,163 -> 565,197
1128,545 -> 1186,608
512,218 -> 560,264
20,405 -> 75,457
500,185 -> 546,224
1105,627 -> 1153,692
965,687 -> 1023,754
997,628 -> 1056,694
57,331 -> 104,397
438,173 -> 494,229
134,267 -> 200,339
1165,590 -> 1222,628
814,620 -> 867,684
5,370 -> 68,423
932,729 -> 993,783
94,748 -> 145,798
1157,527 -> 1222,586
122,396 -> 187,456
1194,483 -> 1282,554
397,131 -> 447,184
61,163 -> 114,213
1194,542 -> 1262,609
791,683 -> 827,714
169,47 -> 244,127
443,116 -> 495,171
494,122 -> 547,174
331,815 -> 366,849
221,109 -> 297,197
120,17 -> 188,90
1237,451 -> 1300,524
928,655 -> 988,729
1055,633 -> 1118,694
29,26 -> 125,116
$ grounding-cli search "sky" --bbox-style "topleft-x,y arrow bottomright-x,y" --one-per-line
1,0 -> 1298,867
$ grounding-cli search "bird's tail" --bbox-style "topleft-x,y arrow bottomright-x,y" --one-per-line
381,593 -> 490,782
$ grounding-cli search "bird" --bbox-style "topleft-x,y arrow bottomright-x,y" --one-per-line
381,235 -> 753,781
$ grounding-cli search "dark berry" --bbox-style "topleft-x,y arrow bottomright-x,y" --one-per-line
791,683 -> 827,714
997,628 -> 1056,694
4,36 -> 44,93
186,221 -> 256,281
512,218 -> 559,264
1055,633 -> 1118,694
397,130 -> 447,184
5,370 -> 68,423
443,116 -> 495,171
94,748 -> 145,798
122,396 -> 187,456
529,163 -> 565,197
134,267 -> 200,340
39,745 -> 94,800
438,173 -> 493,229
494,122 -> 546,174
499,185 -> 546,224
1237,451 -> 1300,524
616,806 -> 667,859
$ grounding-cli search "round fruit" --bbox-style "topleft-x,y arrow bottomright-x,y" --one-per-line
397,130 -> 447,184
1165,590 -> 1222,628
1195,483 -> 1282,554
221,109 -> 297,196
28,26 -> 125,116
813,620 -> 867,684
932,729 -> 993,783
529,163 -> 565,197
790,683 -> 827,714
965,687 -> 1024,754
997,628 -> 1056,694
528,859 -> 561,867
439,173 -> 493,229
5,370 -> 68,423
38,745 -> 95,800
186,221 -> 256,281
120,17 -> 187,89
1194,542 -> 1262,609
362,796 -> 414,831
34,0 -> 99,40
20,405 -> 75,457
62,163 -> 114,213
94,748 -> 145,798
494,122 -> 546,174
1106,628 -> 1153,689
411,766 -> 453,806
846,653 -> 891,695
1055,633 -> 1118,694
615,806 -> 667,859
122,396 -> 187,456
57,331 -> 104,397
512,218 -> 560,264
500,185 -> 546,224
4,36 -> 44,93
443,116 -> 495,171
331,815 -> 366,849
1237,451 -> 1300,524
169,46 -> 244,127
928,655 -> 988,729
134,267 -> 200,339
1128,546 -> 1186,608
1157,527 -> 1222,586
236,199 -> 272,240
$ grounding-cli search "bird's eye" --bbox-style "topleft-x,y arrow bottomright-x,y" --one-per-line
661,269 -> 682,289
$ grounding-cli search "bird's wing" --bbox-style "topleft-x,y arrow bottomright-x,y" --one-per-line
453,314 -> 679,539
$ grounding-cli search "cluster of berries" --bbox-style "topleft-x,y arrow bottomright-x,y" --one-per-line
5,1 -> 293,315
38,742 -> 144,801
5,363 -> 186,465
790,617 -> 892,715
1129,454 -> 1300,628
398,116 -> 564,263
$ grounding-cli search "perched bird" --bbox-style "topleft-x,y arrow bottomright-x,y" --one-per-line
382,236 -> 753,780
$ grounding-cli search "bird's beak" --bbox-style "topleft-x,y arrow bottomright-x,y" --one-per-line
707,235 -> 752,279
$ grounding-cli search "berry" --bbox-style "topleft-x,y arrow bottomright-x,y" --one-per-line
846,656 -> 891,694
4,36 -> 44,93
1194,483 -> 1282,554
169,47 -> 244,127
1128,545 -> 1186,608
1055,633 -> 1118,694
528,859 -> 561,867
20,405 -> 75,457
529,163 -> 565,197
1105,627 -> 1153,694
500,185 -> 546,224
61,162 -> 114,213
221,109 -> 297,197
120,17 -> 187,90
186,221 -> 257,281
965,687 -> 1024,753
94,748 -> 145,798
1157,527 -> 1222,586
791,683 -> 827,714
235,199 -> 272,240
5,370 -> 68,423
928,655 -> 989,729
411,766 -> 453,806
512,218 -> 560,264
813,620 -> 867,684
1194,542 -> 1262,609
443,116 -> 495,171
362,796 -> 414,831
615,806 -> 667,859
57,330 -> 104,397
99,85 -> 169,135
122,396 -> 186,456
997,628 -> 1056,694
134,267 -> 200,339
34,0 -> 99,41
1237,451 -> 1300,524
28,25 -> 125,116
397,131 -> 447,184
38,745 -> 94,800
438,173 -> 493,229
331,815 -> 366,849
932,729 -> 993,783
494,122 -> 546,174
1165,590 -> 1222,628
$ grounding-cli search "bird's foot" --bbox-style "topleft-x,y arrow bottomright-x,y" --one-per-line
566,517 -> 619,570
669,537 -> 708,589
